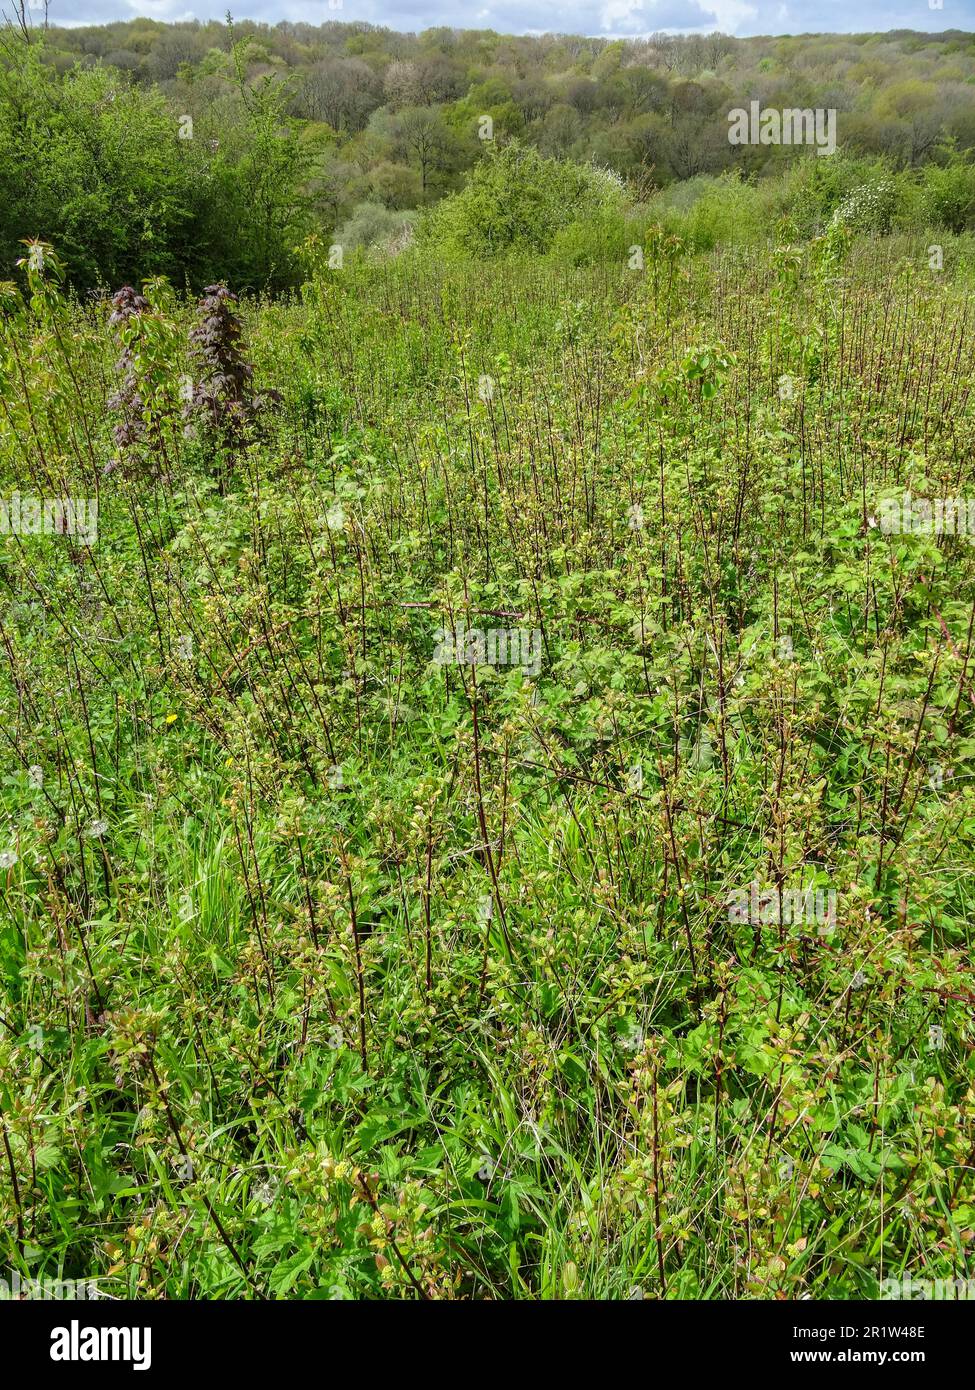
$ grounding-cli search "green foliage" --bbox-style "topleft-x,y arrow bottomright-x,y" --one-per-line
2,234 -> 975,1300
653,172 -> 769,250
2,21 -> 975,288
918,154 -> 975,233
0,29 -> 323,292
0,47 -> 199,288
204,34 -> 321,288
548,208 -> 636,266
829,178 -> 899,235
419,144 -> 629,257
335,201 -> 416,254
2,15 -> 975,1307
783,152 -> 904,237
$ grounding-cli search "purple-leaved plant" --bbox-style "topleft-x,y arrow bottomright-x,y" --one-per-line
184,285 -> 279,458
106,285 -> 150,470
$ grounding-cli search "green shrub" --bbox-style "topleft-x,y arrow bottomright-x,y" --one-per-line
0,53 -> 200,288
419,143 -> 629,257
783,152 -> 903,237
918,157 -> 975,233
335,201 -> 416,255
829,178 -> 899,234
548,208 -> 639,266
651,172 -> 767,251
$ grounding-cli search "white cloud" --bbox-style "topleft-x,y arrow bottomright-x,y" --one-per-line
47,0 -> 975,34
123,0 -> 194,13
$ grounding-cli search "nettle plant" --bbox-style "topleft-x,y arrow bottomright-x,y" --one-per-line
183,285 -> 280,466
106,279 -> 278,484
0,240 -> 104,487
106,279 -> 182,478
107,286 -> 150,457
643,223 -> 688,317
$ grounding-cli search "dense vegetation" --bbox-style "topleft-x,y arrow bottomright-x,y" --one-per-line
1,213 -> 975,1297
2,19 -> 975,288
1,16 -> 975,1303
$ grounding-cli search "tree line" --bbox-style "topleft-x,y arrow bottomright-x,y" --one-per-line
1,17 -> 973,290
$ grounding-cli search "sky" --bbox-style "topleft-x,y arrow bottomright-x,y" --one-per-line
37,0 -> 975,39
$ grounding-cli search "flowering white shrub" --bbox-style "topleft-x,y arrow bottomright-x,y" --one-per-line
829,179 -> 897,234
